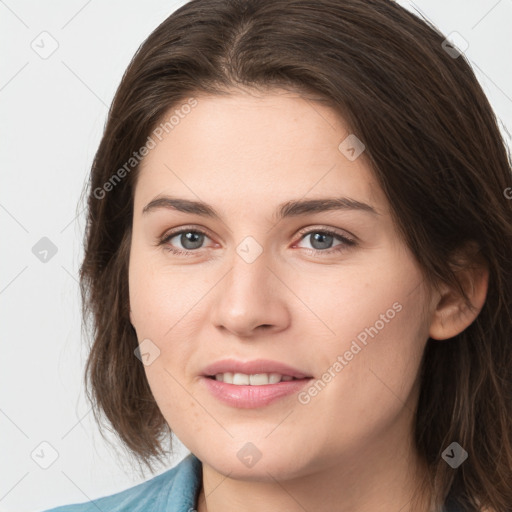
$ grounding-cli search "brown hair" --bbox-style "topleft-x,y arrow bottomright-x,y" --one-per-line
79,0 -> 512,510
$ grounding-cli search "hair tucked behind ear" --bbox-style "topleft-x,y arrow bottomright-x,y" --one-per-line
79,0 -> 512,509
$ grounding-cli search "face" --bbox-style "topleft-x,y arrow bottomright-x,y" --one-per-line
129,89 -> 434,480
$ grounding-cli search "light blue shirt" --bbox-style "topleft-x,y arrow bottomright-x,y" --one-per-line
41,452 -> 460,511
42,453 -> 203,512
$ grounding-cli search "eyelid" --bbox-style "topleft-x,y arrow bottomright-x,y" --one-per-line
160,224 -> 355,243
295,225 -> 357,244
160,224 -> 212,237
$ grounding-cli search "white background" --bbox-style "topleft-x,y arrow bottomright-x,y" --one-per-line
1,1 -> 511,511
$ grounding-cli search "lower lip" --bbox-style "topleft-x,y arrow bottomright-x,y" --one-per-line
201,376 -> 312,408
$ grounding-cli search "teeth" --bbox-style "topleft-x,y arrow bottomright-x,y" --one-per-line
213,372 -> 296,385
233,373 -> 249,385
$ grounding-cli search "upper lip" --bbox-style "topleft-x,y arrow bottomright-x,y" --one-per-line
201,359 -> 312,379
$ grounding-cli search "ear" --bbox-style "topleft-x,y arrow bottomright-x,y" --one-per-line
429,244 -> 489,340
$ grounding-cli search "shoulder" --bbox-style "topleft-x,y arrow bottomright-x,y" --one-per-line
39,453 -> 202,512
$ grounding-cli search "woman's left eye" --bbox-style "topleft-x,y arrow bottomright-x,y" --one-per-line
295,228 -> 356,255
158,227 -> 356,256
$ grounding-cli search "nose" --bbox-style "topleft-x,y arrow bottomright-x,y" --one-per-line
210,245 -> 291,338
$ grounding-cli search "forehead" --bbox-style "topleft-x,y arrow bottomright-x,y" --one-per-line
134,90 -> 387,217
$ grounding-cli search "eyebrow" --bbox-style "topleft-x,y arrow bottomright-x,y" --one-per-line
142,195 -> 378,221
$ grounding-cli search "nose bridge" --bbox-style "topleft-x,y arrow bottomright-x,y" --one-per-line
225,235 -> 274,308
210,234 -> 289,336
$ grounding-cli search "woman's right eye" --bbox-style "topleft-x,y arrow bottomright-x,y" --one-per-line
159,228 -> 212,255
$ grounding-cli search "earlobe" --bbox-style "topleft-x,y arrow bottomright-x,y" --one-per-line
428,260 -> 489,340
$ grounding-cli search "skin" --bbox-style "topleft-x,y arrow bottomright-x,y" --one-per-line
128,89 -> 488,512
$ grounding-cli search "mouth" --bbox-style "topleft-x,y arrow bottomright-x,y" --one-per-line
201,358 -> 313,382
199,359 -> 313,407
201,373 -> 313,408
199,359 -> 314,408
205,373 -> 310,385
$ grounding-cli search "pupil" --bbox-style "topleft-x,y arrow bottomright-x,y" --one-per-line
311,232 -> 333,250
181,232 -> 203,250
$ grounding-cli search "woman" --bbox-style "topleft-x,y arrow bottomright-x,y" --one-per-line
43,0 -> 512,510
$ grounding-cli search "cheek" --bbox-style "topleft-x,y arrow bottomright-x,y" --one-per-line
128,244 -> 190,336
128,245 -> 205,396
294,252 -> 427,353
128,247 -> 201,429
300,251 -> 428,393
305,268 -> 429,440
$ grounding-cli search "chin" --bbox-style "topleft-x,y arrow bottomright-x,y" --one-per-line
199,444 -> 315,481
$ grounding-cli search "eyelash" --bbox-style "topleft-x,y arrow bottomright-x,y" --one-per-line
157,225 -> 356,257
